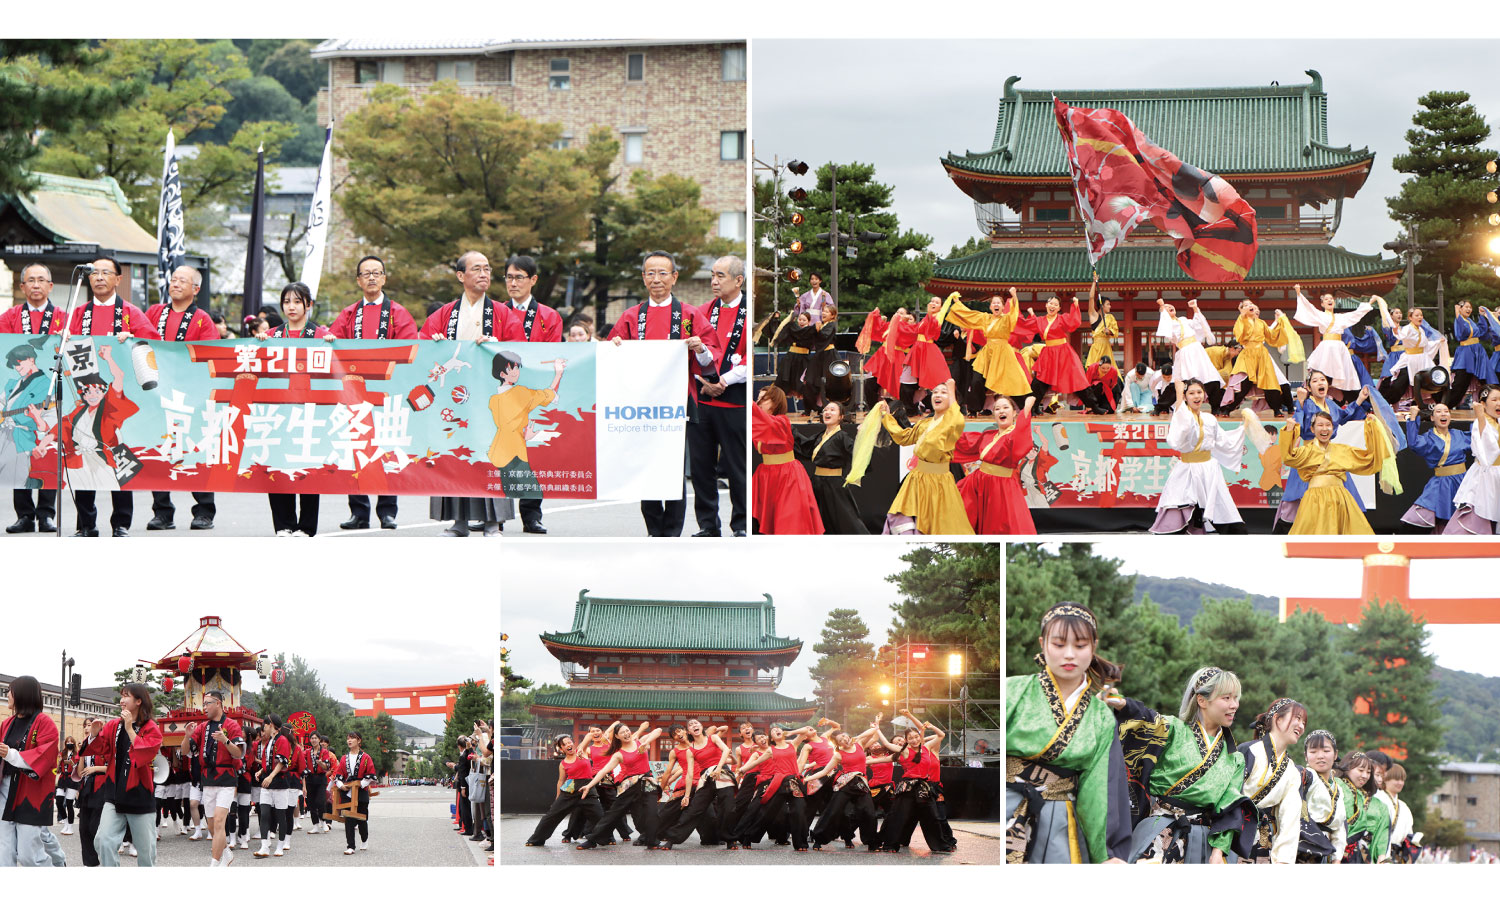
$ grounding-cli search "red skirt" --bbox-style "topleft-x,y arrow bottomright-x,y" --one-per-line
753,461 -> 825,535
1030,344 -> 1089,394
956,469 -> 1035,534
866,347 -> 908,398
906,341 -> 951,389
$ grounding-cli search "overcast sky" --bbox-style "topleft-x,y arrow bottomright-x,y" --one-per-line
752,40 -> 1500,260
1,557 -> 495,733
501,541 -> 994,700
1072,539 -> 1500,679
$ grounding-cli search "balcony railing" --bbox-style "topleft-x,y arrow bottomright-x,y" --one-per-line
979,216 -> 1334,241
560,662 -> 777,688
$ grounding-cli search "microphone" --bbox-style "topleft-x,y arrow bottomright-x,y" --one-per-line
74,264 -> 95,273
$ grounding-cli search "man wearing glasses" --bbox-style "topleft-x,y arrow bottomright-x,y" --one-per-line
420,250 -> 524,536
63,257 -> 161,537
1,263 -> 64,534
608,251 -> 721,536
688,255 -> 749,537
143,265 -> 218,531
499,254 -> 563,534
330,256 -> 418,530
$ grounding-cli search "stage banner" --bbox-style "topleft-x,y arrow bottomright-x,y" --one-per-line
1,333 -> 687,500
890,417 -> 1373,510
595,340 -> 688,501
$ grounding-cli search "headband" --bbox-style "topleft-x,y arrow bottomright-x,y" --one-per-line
1265,697 -> 1299,720
1304,729 -> 1336,749
1192,667 -> 1222,693
1040,603 -> 1096,632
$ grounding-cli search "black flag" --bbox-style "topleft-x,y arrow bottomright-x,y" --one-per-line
241,144 -> 266,325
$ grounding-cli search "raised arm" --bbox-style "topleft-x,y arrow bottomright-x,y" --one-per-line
580,752 -> 624,795
636,728 -> 663,748
736,749 -> 773,777
809,748 -> 843,782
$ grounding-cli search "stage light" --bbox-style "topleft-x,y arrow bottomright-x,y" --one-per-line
1489,235 -> 1500,255
788,187 -> 807,203
790,212 -> 804,226
1488,191 -> 1498,204
784,267 -> 802,283
948,653 -> 963,676
879,684 -> 891,696
499,647 -> 509,656
787,160 -> 809,176
789,240 -> 804,254
1489,214 -> 1500,227
500,633 -> 508,642
880,699 -> 890,707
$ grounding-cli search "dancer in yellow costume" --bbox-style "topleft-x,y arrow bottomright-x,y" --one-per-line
942,289 -> 1032,399
873,379 -> 973,535
1277,409 -> 1392,534
1083,278 -> 1118,368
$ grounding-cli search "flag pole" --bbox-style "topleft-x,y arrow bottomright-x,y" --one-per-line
241,144 -> 267,328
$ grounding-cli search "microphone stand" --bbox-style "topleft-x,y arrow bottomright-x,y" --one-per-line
50,265 -> 89,541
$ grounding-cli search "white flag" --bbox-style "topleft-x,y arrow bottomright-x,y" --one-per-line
155,129 -> 186,302
298,125 -> 333,299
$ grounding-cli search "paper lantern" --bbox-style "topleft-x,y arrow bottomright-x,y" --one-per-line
271,668 -> 286,686
163,676 -> 174,693
178,653 -> 192,674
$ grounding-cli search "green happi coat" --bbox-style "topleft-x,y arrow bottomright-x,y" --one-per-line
1339,779 -> 1390,862
1006,670 -> 1130,862
1117,705 -> 1248,854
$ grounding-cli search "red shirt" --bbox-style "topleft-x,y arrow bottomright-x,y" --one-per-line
697,294 -> 748,409
690,738 -> 722,773
867,749 -> 894,787
670,746 -> 693,790
420,297 -> 525,341
617,747 -> 650,779
562,756 -> 593,782
609,297 -> 723,395
329,297 -> 419,340
586,744 -> 614,774
836,745 -> 867,780
144,303 -> 218,341
738,741 -> 764,778
68,297 -> 161,338
804,737 -> 835,771
0,302 -> 66,335
900,745 -> 940,781
271,323 -> 333,339
507,298 -> 564,342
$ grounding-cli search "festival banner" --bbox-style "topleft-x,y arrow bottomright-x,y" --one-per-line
298,126 -> 333,300
0,333 -> 686,500
155,129 -> 186,302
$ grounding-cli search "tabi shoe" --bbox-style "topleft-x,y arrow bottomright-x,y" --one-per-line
5,518 -> 35,533
379,515 -> 397,529
221,848 -> 235,867
255,840 -> 272,858
111,526 -> 129,537
146,517 -> 175,530
209,855 -> 218,868
190,826 -> 205,840
238,835 -> 249,849
273,840 -> 285,857
357,837 -> 367,851
442,525 -> 470,537
61,825 -> 73,835
38,515 -> 56,532
733,529 -> 746,537
340,517 -> 369,530
190,516 -> 214,530
485,842 -> 493,852
344,846 -> 355,855
155,827 -> 161,840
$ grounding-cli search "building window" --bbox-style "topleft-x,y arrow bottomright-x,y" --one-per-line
722,46 -> 746,82
720,130 -> 746,161
549,58 -> 571,91
623,131 -> 645,165
1253,203 -> 1287,221
719,211 -> 745,242
494,53 -> 514,85
626,52 -> 644,82
355,60 -> 379,84
436,60 -> 475,84
1465,820 -> 1478,829
1468,796 -> 1479,806
1034,207 -> 1071,222
380,60 -> 405,84
727,668 -> 751,677
594,665 -> 619,675
552,133 -> 572,150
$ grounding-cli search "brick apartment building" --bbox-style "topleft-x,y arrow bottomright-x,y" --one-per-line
1430,762 -> 1500,858
0,672 -> 120,744
311,39 -> 748,309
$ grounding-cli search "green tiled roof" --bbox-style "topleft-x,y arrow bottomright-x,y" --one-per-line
531,688 -> 817,715
944,71 -> 1374,178
931,244 -> 1401,286
541,592 -> 801,653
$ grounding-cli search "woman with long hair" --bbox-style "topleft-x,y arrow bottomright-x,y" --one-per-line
258,282 -> 334,535
1300,730 -> 1346,863
793,400 -> 868,534
1,675 -> 60,866
751,386 -> 823,534
1151,377 -> 1249,534
1445,385 -> 1500,534
575,722 -> 663,850
953,395 -> 1036,535
524,731 -> 603,846
1104,667 -> 1255,863
1279,404 -> 1394,534
1006,602 -> 1132,863
806,726 -> 895,850
1399,403 -> 1472,532
92,683 -> 163,867
874,715 -> 953,853
943,289 -> 1033,404
565,722 -> 630,844
655,721 -> 734,849
1335,751 -> 1389,863
872,379 -> 972,535
1235,698 -> 1308,863
726,724 -> 816,851
652,725 -> 695,844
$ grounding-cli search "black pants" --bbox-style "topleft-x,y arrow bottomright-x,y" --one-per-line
688,403 -> 746,535
151,490 -> 215,523
343,788 -> 369,846
1446,369 -> 1480,409
528,790 -> 602,844
13,488 -> 55,521
568,781 -> 630,840
586,780 -> 657,846
664,783 -> 735,844
348,495 -> 396,523
656,795 -> 687,840
79,802 -> 103,866
306,780 -> 327,824
1227,380 -> 1291,414
730,781 -> 807,849
519,498 -> 543,529
898,792 -> 956,849
1380,370 -> 1435,407
812,780 -> 878,846
74,490 -> 131,531
879,785 -> 945,851
259,802 -> 290,841
269,493 -> 319,535
640,482 -> 687,537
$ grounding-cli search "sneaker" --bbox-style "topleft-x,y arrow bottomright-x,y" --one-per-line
61,825 -> 73,836
344,847 -> 355,855
126,842 -> 138,858
357,838 -> 367,851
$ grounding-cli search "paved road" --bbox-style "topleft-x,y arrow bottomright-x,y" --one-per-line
5,487 -> 737,538
47,786 -> 488,867
500,815 -> 999,866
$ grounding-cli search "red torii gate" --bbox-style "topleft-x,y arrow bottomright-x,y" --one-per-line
1281,541 -> 1500,624
347,681 -> 486,717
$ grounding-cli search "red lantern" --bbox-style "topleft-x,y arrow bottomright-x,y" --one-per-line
163,676 -> 174,693
271,668 -> 286,686
178,653 -> 192,674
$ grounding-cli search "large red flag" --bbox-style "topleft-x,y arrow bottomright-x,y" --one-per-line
1054,98 -> 1258,282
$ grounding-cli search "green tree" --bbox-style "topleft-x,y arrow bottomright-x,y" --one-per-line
945,235 -> 989,260
755,162 -> 933,319
112,666 -> 185,720
348,713 -> 400,776
254,653 -> 348,743
501,681 -> 570,728
441,678 -> 495,763
1386,89 -> 1500,313
258,40 -> 323,105
1004,542 -> 1137,678
1422,814 -> 1470,850
339,83 -> 614,315
1109,594 -> 1193,707
0,40 -> 141,195
808,608 -> 881,728
1186,597 -> 1281,725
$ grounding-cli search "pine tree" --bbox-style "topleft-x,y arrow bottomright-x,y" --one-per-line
808,609 -> 880,728
442,679 -> 495,763
888,543 -> 1000,683
255,653 -> 349,743
1187,597 -> 1280,730
112,666 -> 184,720
1109,594 -> 1192,707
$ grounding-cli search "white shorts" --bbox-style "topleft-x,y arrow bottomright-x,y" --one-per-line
250,786 -> 262,805
189,785 -> 204,803
64,788 -> 79,801
155,785 -> 168,800
267,787 -> 294,809
200,785 -> 237,813
236,791 -> 252,807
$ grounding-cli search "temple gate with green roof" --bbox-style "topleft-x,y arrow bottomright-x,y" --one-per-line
532,592 -> 818,758
929,70 -> 1403,369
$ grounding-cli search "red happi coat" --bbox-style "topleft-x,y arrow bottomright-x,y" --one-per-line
0,712 -> 58,825
97,716 -> 163,813
334,750 -> 376,785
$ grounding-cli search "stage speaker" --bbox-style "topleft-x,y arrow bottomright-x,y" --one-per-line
824,358 -> 854,404
1417,366 -> 1450,392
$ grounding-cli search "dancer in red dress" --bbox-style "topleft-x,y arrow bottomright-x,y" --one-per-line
861,307 -> 918,402
1019,295 -> 1090,413
751,386 -> 823,535
953,395 -> 1037,534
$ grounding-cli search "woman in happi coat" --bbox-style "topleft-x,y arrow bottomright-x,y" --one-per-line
952,394 -> 1036,534
1293,284 -> 1375,399
1279,403 -> 1394,534
0,675 -> 59,866
1300,730 -> 1346,863
872,379 -> 972,535
261,282 -> 335,536
1335,751 -> 1389,863
1444,385 -> 1500,534
1150,377 -> 1249,535
751,386 -> 823,535
1104,666 -> 1256,864
1005,602 -> 1132,863
792,400 -> 867,534
943,289 -> 1033,405
1235,698 -> 1308,863
1399,404 -> 1472,532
